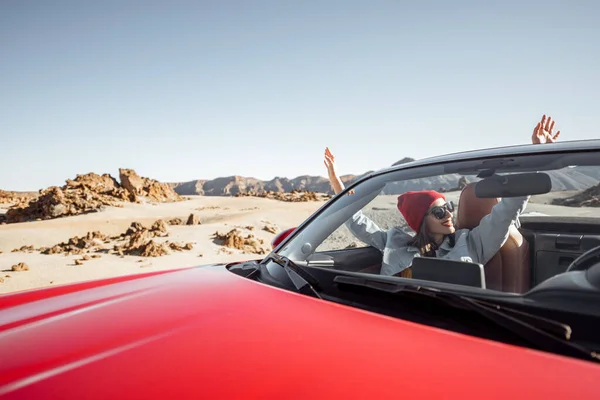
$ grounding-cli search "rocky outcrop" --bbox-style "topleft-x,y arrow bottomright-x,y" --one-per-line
38,219 -> 193,258
167,217 -> 184,226
6,173 -> 131,223
186,213 -> 200,225
0,190 -> 37,205
234,190 -> 331,202
11,245 -> 36,253
11,262 -> 29,272
212,228 -> 268,254
119,169 -> 182,202
66,173 -> 132,200
112,220 -> 192,257
5,170 -> 182,223
263,225 -> 278,234
552,184 -> 600,207
42,231 -> 110,255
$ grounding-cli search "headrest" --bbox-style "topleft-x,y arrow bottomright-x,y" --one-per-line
456,183 -> 499,230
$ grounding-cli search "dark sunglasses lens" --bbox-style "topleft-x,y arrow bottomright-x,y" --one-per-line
431,207 -> 446,219
447,201 -> 455,212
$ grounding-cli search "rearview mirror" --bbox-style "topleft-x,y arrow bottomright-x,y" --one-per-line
475,172 -> 552,198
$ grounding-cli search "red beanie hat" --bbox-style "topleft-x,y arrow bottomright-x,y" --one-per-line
397,190 -> 446,232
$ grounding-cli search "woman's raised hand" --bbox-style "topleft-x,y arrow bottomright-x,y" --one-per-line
532,115 -> 561,144
324,147 -> 337,177
323,147 -> 354,195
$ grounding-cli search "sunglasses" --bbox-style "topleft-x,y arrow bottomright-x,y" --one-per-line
428,201 -> 455,220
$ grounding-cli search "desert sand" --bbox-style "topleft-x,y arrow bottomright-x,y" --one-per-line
0,196 -> 326,294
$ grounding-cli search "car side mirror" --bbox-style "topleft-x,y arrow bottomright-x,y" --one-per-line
272,227 -> 296,249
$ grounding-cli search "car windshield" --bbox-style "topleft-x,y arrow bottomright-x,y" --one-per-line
275,145 -> 600,296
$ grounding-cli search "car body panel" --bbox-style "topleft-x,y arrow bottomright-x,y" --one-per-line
1,265 -> 598,399
271,227 -> 296,249
0,269 -> 184,312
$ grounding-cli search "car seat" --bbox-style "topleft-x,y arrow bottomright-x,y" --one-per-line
456,183 -> 531,293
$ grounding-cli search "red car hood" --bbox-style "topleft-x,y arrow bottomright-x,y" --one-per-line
0,264 -> 598,399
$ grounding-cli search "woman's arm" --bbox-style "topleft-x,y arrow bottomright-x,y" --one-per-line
466,196 -> 529,265
343,210 -> 388,251
324,147 -> 386,250
468,114 -> 561,263
324,147 -> 354,195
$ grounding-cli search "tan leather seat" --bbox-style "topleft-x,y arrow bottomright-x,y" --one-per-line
456,183 -> 531,293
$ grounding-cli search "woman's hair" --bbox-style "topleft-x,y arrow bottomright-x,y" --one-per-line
408,217 -> 456,257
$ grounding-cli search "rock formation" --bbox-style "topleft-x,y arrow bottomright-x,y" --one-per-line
552,183 -> 600,207
42,231 -> 111,255
212,228 -> 268,254
11,262 -> 29,272
0,190 -> 37,205
5,170 -> 182,223
234,190 -> 330,202
186,213 -> 200,225
34,219 -> 193,258
119,169 -> 182,203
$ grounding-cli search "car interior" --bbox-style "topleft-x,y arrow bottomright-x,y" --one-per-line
267,148 -> 600,294
304,179 -> 600,294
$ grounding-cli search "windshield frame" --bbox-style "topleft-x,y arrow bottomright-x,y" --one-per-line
271,142 -> 600,256
276,148 -> 600,261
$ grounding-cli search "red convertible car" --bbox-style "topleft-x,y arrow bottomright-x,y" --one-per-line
2,140 -> 600,399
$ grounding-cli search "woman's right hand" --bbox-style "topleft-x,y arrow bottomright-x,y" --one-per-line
532,115 -> 561,144
324,147 -> 354,195
324,147 -> 338,178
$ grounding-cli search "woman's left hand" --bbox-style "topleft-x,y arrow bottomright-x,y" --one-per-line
532,115 -> 561,144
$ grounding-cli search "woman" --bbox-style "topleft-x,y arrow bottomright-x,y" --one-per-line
323,114 -> 560,278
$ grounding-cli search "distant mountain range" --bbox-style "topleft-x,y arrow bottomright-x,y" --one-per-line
168,158 -> 600,196
168,173 -> 369,196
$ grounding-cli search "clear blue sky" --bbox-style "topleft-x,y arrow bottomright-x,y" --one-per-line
1,0 -> 598,191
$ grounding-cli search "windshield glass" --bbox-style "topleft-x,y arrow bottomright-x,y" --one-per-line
277,147 -> 600,294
